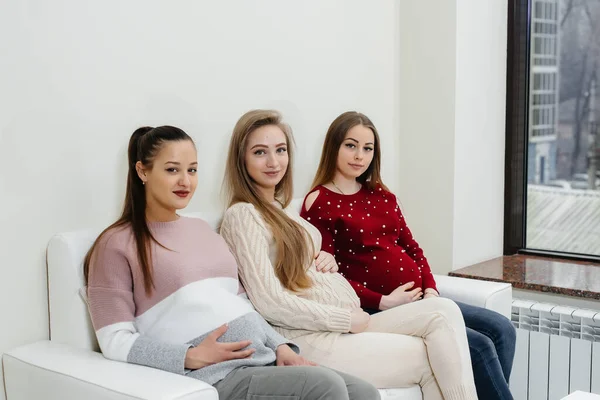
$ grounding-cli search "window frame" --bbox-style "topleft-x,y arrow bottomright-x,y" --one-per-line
503,0 -> 600,262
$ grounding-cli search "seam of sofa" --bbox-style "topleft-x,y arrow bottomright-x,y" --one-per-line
2,355 -> 8,400
45,246 -> 53,342
173,389 -> 217,400
483,285 -> 512,313
2,353 -> 211,400
482,283 -> 512,297
462,280 -> 511,308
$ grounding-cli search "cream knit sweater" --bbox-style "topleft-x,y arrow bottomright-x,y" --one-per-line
220,202 -> 360,350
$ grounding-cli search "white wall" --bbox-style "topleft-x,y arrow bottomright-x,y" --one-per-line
0,1 -> 510,395
398,0 -> 458,273
398,0 -> 507,275
0,1 -> 400,396
453,0 -> 507,269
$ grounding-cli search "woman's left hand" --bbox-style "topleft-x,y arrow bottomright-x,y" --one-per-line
276,345 -> 317,366
315,251 -> 339,273
422,289 -> 439,300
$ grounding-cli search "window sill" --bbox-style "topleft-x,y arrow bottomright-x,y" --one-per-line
449,255 -> 600,300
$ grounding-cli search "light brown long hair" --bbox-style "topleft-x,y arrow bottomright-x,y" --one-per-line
83,126 -> 194,296
223,109 -> 313,291
311,111 -> 388,192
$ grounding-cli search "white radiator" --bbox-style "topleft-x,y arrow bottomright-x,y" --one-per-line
510,299 -> 600,400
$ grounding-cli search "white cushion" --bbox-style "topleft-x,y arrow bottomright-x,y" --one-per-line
435,274 -> 512,319
3,340 -> 217,400
47,229 -> 101,351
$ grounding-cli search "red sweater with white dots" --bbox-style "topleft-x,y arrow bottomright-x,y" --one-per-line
300,184 -> 437,310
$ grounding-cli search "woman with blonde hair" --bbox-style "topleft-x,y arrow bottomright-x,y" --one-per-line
301,111 -> 516,400
220,109 -> 478,400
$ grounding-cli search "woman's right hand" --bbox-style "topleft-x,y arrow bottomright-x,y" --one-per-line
184,324 -> 255,370
350,308 -> 370,333
379,282 -> 422,310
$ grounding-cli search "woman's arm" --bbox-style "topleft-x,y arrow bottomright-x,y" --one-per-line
256,316 -> 300,354
87,237 -> 192,374
220,204 -> 352,333
300,190 -> 336,254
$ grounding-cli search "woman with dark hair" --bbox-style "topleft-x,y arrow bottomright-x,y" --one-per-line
301,111 -> 516,400
84,125 -> 379,400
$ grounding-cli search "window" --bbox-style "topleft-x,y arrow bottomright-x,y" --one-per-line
505,0 -> 600,260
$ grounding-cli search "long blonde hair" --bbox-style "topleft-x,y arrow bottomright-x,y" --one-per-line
311,111 -> 388,192
224,109 -> 313,291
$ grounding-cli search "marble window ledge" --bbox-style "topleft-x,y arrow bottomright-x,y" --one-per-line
449,255 -> 600,300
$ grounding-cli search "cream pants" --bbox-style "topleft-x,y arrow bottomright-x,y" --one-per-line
293,297 -> 478,400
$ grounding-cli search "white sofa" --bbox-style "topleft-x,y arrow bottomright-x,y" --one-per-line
2,203 -> 512,400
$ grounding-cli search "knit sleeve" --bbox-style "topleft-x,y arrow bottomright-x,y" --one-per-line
257,317 -> 300,354
220,204 -> 352,333
300,190 -> 335,255
393,198 -> 438,292
87,233 -> 191,374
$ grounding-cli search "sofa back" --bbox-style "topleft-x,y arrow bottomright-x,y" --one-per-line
47,200 -> 304,351
47,229 -> 102,351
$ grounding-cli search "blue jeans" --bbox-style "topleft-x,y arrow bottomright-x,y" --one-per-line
455,301 -> 516,400
366,300 -> 516,399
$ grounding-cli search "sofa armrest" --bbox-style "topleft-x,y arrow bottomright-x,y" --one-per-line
433,274 -> 512,319
3,340 -> 218,400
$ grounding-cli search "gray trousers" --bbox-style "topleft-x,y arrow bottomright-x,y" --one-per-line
213,365 -> 380,400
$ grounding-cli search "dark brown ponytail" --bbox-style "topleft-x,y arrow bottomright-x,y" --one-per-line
83,126 -> 193,296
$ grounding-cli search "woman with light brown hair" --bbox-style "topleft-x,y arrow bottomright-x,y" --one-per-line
220,109 -> 478,400
301,111 -> 516,400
